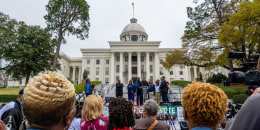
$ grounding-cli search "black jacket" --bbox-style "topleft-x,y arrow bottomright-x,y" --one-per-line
0,100 -> 26,130
116,83 -> 123,92
160,80 -> 167,92
127,84 -> 136,94
138,81 -> 149,93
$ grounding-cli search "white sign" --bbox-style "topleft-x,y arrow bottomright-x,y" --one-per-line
177,107 -> 185,122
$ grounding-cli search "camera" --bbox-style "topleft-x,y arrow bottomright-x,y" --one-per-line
227,51 -> 260,95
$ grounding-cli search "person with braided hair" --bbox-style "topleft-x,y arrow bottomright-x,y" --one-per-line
182,82 -> 228,130
23,72 -> 76,130
108,97 -> 135,130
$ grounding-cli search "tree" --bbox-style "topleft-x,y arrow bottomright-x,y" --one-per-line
163,0 -> 244,71
216,0 -> 260,72
0,14 -> 56,85
44,0 -> 90,71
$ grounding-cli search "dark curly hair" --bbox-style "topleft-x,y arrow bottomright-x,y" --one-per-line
108,97 -> 135,130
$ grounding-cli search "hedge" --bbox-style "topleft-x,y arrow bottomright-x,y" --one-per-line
74,81 -> 102,94
75,83 -> 85,94
218,86 -> 247,99
0,95 -> 17,102
171,80 -> 192,88
92,81 -> 102,86
233,94 -> 248,104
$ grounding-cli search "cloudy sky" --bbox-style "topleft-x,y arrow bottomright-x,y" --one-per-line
0,0 -> 197,57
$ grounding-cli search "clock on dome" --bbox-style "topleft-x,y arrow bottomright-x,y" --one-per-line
131,35 -> 138,41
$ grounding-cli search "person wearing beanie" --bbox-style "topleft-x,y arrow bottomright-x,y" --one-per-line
182,82 -> 228,130
23,72 -> 76,130
0,89 -> 26,130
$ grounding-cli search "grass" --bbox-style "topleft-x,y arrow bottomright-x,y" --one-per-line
0,88 -> 24,95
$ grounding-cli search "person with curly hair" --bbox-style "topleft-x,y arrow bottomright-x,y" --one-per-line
23,72 -> 76,130
80,95 -> 109,129
108,97 -> 135,130
182,82 -> 228,130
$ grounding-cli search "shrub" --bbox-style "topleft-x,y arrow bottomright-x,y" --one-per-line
233,94 -> 248,104
232,87 -> 247,95
0,95 -> 17,102
92,81 -> 102,86
218,86 -> 237,99
206,73 -> 227,83
171,80 -> 192,88
74,83 -> 85,94
206,77 -> 213,83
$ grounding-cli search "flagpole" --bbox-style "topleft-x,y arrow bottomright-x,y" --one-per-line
132,2 -> 134,18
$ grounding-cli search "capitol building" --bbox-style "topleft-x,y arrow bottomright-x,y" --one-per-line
2,17 -> 228,87
56,18 -> 228,85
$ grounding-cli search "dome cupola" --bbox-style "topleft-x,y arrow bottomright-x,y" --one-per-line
120,18 -> 148,42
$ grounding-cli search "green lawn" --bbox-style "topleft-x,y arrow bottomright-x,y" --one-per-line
0,88 -> 24,95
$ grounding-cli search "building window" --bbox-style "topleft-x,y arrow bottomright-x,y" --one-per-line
106,59 -> 109,64
149,56 -> 153,62
116,65 -> 120,73
160,67 -> 163,75
150,76 -> 153,82
180,71 -> 183,75
141,56 -> 144,62
116,76 -> 119,81
96,78 -> 99,81
96,67 -> 100,75
87,59 -> 90,64
116,56 -> 120,62
105,78 -> 109,83
132,56 -> 137,62
19,80 -> 22,85
160,59 -> 163,64
180,78 -> 184,80
170,71 -> 173,75
105,67 -> 109,75
96,59 -> 100,65
150,65 -> 153,73
125,65 -> 128,72
141,65 -> 144,73
125,56 -> 128,62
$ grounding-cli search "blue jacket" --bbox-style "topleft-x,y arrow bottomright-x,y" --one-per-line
191,127 -> 213,130
135,80 -> 140,90
149,84 -> 155,93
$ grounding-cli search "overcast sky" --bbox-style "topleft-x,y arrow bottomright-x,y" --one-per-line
0,0 -> 197,57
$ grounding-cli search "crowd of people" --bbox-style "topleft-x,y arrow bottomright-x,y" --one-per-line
1,72 -> 260,130
117,76 -> 169,106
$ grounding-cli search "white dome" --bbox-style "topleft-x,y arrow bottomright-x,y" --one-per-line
121,18 -> 147,35
120,18 -> 148,42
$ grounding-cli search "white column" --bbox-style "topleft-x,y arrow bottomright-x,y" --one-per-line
110,52 -> 115,84
128,52 -> 132,81
137,52 -> 141,78
154,52 -> 159,81
72,66 -> 76,84
146,52 -> 150,80
120,52 -> 123,82
78,67 -> 82,83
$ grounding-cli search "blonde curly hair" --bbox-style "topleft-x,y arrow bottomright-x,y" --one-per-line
23,72 -> 75,129
182,82 -> 228,129
82,95 -> 104,121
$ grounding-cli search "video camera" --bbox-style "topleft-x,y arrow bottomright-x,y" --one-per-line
228,51 -> 260,95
